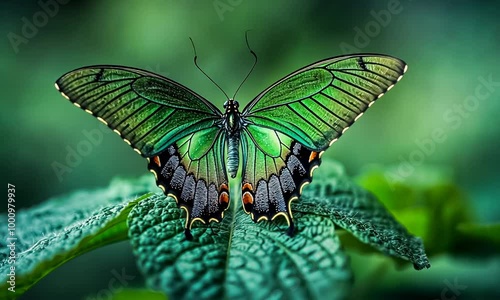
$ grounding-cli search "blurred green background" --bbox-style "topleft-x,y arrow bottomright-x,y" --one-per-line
1,0 -> 499,299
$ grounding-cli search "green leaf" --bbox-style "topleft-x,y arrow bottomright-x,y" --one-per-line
296,173 -> 430,270
128,193 -> 353,300
0,175 -> 156,299
128,161 -> 429,299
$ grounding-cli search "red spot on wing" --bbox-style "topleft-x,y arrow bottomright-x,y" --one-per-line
220,183 -> 229,193
219,191 -> 229,204
309,151 -> 318,163
242,191 -> 254,205
153,156 -> 161,167
242,182 -> 253,192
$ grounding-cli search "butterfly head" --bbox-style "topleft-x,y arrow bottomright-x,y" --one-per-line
223,99 -> 239,112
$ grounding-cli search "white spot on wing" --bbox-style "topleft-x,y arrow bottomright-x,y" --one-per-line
123,139 -> 131,145
113,129 -> 121,136
149,169 -> 158,180
329,138 -> 338,146
299,181 -> 310,194
397,75 -> 404,82
403,65 -> 408,73
310,165 -> 319,177
377,93 -> 384,99
84,109 -> 93,115
97,117 -> 108,125
257,216 -> 269,222
54,83 -> 60,91
355,113 -> 364,122
387,84 -> 394,91
61,92 -> 70,100
342,127 -> 349,134
134,148 -> 142,155
369,101 -> 376,107
73,102 -> 81,108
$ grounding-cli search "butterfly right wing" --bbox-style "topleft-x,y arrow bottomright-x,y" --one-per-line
242,54 -> 407,151
55,66 -> 222,157
147,127 -> 230,239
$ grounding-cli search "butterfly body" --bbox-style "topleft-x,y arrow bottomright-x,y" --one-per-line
56,53 -> 407,240
223,99 -> 243,178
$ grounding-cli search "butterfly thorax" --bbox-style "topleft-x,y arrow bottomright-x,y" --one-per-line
223,99 -> 243,178
223,99 -> 242,135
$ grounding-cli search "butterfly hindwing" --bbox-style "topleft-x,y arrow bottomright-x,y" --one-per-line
55,66 -> 222,156
148,127 -> 229,238
242,54 -> 407,151
240,127 -> 320,229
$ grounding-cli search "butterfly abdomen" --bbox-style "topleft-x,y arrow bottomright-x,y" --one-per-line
227,134 -> 239,178
224,99 -> 242,178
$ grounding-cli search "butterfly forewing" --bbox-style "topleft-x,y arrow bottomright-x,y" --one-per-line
55,66 -> 222,156
242,54 -> 407,151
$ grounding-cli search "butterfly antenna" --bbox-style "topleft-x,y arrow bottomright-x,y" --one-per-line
232,30 -> 258,99
189,37 -> 230,99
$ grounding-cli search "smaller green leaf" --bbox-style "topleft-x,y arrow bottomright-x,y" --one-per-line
0,176 -> 156,299
297,166 -> 431,270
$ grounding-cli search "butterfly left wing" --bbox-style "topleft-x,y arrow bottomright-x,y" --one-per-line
55,66 -> 229,239
148,127 -> 229,239
240,54 -> 407,232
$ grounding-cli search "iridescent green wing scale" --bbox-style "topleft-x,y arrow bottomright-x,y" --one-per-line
55,66 -> 229,239
241,54 -> 407,230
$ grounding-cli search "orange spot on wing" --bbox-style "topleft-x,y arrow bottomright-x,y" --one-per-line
309,151 -> 318,162
242,191 -> 254,205
219,191 -> 229,204
153,156 -> 161,167
220,183 -> 229,192
242,182 -> 253,192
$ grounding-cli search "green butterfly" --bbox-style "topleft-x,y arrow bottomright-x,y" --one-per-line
55,53 -> 407,239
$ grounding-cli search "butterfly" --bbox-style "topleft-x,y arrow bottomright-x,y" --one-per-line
55,53 -> 407,240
